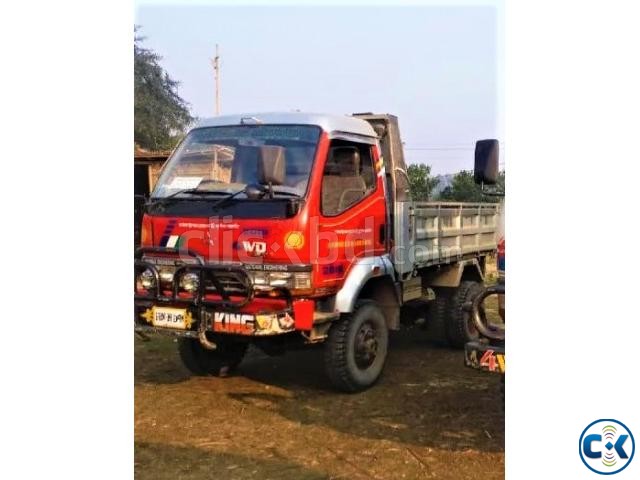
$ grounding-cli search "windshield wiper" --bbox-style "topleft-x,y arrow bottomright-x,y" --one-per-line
270,189 -> 302,198
148,179 -> 228,205
148,188 -> 229,207
149,184 -> 302,212
208,184 -> 301,211
210,187 -> 251,211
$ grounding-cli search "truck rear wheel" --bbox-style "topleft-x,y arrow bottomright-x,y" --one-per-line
424,288 -> 451,343
178,337 -> 248,377
324,301 -> 389,393
446,280 -> 483,348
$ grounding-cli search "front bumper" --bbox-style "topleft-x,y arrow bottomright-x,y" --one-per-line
134,301 -> 299,337
134,247 -> 330,340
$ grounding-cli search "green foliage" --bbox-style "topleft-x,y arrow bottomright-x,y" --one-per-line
407,164 -> 440,201
134,27 -> 193,150
439,170 -> 505,202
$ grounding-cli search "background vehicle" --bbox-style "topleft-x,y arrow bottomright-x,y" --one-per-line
463,141 -> 505,406
134,112 -> 500,392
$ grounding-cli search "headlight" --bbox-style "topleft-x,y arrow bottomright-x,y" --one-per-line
251,271 -> 269,287
250,270 -> 312,294
179,272 -> 200,293
269,272 -> 293,287
159,269 -> 174,285
139,269 -> 156,290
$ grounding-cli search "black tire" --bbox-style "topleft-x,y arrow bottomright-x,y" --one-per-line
178,337 -> 248,377
324,300 -> 389,393
445,280 -> 484,348
423,288 -> 452,343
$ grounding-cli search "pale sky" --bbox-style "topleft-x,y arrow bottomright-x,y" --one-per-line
135,2 -> 504,174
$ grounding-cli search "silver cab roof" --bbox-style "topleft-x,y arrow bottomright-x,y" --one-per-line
196,112 -> 378,138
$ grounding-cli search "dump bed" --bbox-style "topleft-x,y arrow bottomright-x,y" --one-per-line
410,202 -> 500,269
353,114 -> 500,275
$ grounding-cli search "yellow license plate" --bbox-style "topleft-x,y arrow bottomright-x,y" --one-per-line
151,307 -> 189,330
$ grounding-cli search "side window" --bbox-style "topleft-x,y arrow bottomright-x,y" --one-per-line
321,141 -> 376,216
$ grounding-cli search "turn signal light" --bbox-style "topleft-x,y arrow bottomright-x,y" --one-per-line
140,214 -> 153,246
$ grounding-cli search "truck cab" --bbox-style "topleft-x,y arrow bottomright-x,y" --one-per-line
135,112 -> 499,391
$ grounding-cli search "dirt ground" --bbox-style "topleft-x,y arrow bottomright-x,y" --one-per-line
135,321 -> 504,479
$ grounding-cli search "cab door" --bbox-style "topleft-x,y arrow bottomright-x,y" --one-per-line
314,139 -> 387,289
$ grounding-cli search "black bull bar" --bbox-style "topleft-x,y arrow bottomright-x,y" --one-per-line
134,247 -> 256,350
134,247 -> 254,308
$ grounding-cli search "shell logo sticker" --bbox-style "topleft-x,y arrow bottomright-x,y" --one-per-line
284,231 -> 305,250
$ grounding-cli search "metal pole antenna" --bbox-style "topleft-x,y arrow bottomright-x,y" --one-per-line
211,44 -> 220,115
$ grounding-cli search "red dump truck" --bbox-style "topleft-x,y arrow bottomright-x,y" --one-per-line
135,112 -> 500,392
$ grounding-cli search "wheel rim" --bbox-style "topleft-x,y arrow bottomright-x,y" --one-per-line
465,291 -> 481,339
354,321 -> 379,369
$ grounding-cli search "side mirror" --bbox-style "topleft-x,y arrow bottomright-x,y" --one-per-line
474,139 -> 499,185
257,145 -> 286,186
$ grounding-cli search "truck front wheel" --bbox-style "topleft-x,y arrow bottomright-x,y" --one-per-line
178,337 -> 248,377
324,301 -> 389,393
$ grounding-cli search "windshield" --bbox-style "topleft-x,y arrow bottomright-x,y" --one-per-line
152,125 -> 321,199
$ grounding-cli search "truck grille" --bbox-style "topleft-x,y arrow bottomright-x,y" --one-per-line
202,270 -> 250,296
